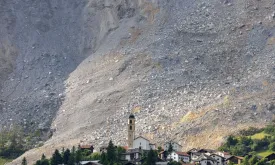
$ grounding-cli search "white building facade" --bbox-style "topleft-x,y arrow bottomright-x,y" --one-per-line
210,154 -> 225,165
167,151 -> 190,163
133,136 -> 153,150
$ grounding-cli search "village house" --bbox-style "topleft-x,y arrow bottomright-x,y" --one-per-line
187,149 -> 201,161
164,141 -> 182,152
197,149 -> 216,155
215,151 -> 231,159
226,155 -> 244,165
192,153 -> 217,165
265,153 -> 275,162
210,153 -> 226,165
167,151 -> 190,163
122,148 -> 143,164
187,148 -> 229,165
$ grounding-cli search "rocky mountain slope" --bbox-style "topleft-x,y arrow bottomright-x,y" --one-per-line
1,0 -> 275,164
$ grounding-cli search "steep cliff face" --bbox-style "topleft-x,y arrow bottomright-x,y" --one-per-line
2,0 -> 275,164
0,0 -> 117,131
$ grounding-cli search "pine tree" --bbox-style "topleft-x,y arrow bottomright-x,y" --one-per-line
41,154 -> 49,165
75,149 -> 82,164
63,149 -> 71,164
100,152 -> 108,165
168,142 -> 173,155
116,146 -> 125,163
21,157 -> 27,165
68,146 -> 76,165
107,140 -> 116,165
145,149 -> 157,165
34,160 -> 41,165
41,154 -> 46,160
51,149 -> 63,165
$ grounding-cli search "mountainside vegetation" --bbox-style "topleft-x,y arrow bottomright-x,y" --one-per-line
0,126 -> 44,162
220,123 -> 275,165
0,158 -> 12,165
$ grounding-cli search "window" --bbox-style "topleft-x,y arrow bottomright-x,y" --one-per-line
130,126 -> 132,130
130,120 -> 132,124
140,142 -> 141,145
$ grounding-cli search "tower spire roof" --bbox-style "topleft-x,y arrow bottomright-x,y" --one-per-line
129,113 -> 135,119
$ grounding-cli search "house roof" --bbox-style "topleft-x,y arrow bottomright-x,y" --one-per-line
192,153 -> 216,162
210,154 -> 225,159
223,152 -> 230,155
122,148 -> 141,154
187,148 -> 198,153
265,153 -> 275,158
80,145 -> 94,149
176,152 -> 189,156
129,114 -> 135,119
226,155 -> 244,160
198,149 -> 216,153
79,161 -> 102,165
122,146 -> 129,150
134,136 -> 150,142
210,153 -> 223,157
124,162 -> 136,165
201,154 -> 217,162
191,152 -> 201,156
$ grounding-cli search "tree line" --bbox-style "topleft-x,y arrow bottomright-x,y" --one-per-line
0,125 -> 45,160
0,127 -> 26,159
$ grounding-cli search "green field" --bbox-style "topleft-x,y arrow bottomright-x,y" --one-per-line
249,132 -> 269,140
0,158 -> 12,165
248,132 -> 274,158
256,150 -> 275,157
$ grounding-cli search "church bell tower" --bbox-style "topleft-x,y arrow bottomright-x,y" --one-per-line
128,114 -> 135,148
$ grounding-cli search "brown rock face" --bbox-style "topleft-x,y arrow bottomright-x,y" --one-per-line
2,0 -> 275,164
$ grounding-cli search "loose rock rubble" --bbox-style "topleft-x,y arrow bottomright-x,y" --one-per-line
2,0 -> 275,164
